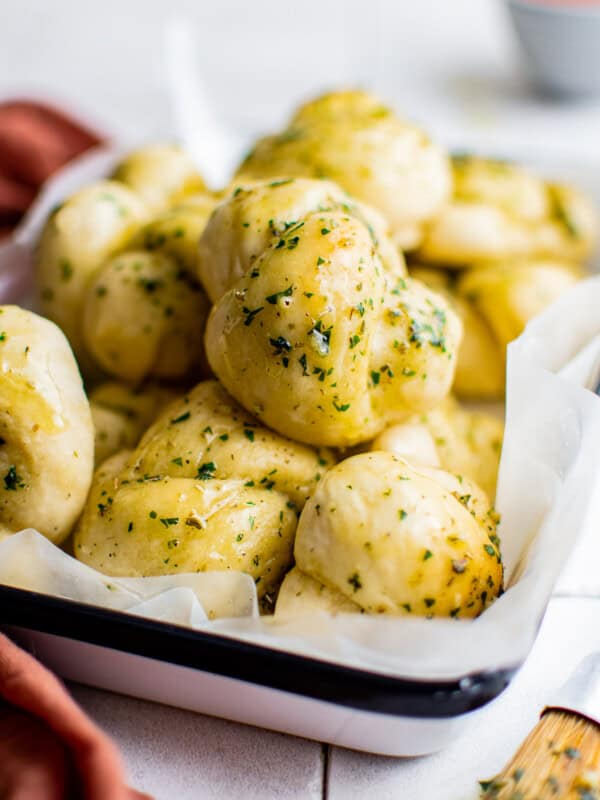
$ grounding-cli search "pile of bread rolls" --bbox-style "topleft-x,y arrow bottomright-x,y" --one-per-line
1,91 -> 595,620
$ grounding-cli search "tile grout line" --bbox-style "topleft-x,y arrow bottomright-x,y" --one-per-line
321,743 -> 330,800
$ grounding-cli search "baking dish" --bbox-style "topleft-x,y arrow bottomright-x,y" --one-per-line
1,150 -> 600,756
1,585 -> 514,756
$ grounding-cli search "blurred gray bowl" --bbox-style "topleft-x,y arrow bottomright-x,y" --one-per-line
507,0 -> 600,96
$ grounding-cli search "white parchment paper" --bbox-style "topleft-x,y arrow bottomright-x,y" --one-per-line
1,150 -> 600,682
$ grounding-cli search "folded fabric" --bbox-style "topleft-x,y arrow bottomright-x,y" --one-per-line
0,632 -> 150,799
0,99 -> 104,238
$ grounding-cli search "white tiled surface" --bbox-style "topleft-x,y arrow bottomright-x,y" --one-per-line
70,596 -> 600,800
69,684 -> 324,800
4,0 -> 600,797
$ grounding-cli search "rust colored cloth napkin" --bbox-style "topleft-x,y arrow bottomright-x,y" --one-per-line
0,103 -> 148,797
0,99 -> 104,239
0,632 -> 151,799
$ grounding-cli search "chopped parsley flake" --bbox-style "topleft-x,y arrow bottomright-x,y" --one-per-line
266,285 -> 293,304
390,278 -> 407,295
275,224 -> 304,249
348,572 -> 362,592
170,411 -> 190,424
138,277 -> 163,294
60,259 -> 73,282
409,311 -> 447,352
197,462 -> 216,480
478,779 -> 504,794
333,401 -> 350,412
242,306 -> 264,326
553,193 -> 580,238
308,320 -> 332,355
3,465 -> 24,491
269,336 -> 292,356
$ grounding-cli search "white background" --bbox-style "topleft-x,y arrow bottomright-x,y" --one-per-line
2,0 -> 599,161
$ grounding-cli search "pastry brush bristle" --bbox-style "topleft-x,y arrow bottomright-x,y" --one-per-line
479,710 -> 600,799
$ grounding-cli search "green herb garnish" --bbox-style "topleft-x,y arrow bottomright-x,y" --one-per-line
197,462 -> 216,480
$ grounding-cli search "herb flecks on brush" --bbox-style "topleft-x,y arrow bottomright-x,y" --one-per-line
480,710 -> 600,799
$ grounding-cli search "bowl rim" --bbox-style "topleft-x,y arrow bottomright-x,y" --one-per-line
508,0 -> 600,18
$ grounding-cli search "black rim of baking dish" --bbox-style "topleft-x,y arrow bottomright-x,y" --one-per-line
0,584 -> 519,719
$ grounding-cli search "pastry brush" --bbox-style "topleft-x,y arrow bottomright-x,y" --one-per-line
480,652 -> 600,799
